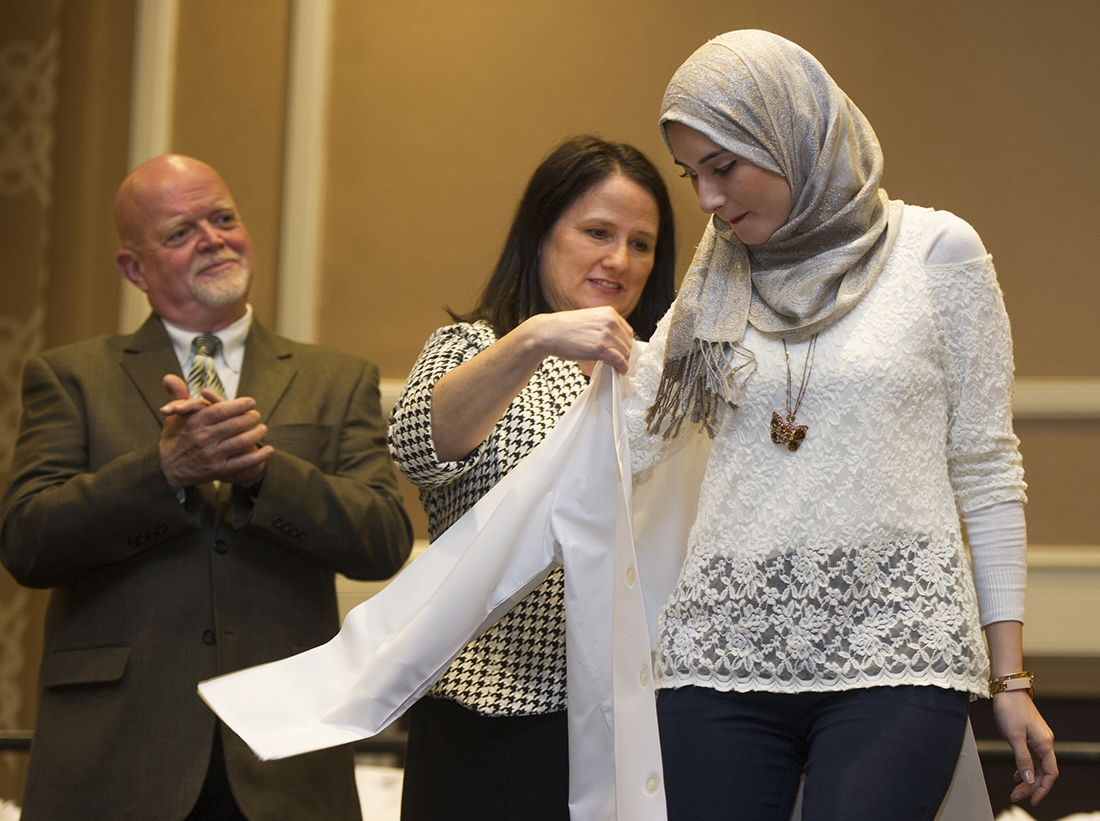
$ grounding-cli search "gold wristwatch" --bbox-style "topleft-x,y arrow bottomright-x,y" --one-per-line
989,671 -> 1034,698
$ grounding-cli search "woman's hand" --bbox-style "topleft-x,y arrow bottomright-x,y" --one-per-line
527,306 -> 635,375
984,621 -> 1058,806
430,308 -> 635,462
991,690 -> 1057,806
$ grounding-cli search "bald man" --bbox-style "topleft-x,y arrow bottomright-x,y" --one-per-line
1,155 -> 413,820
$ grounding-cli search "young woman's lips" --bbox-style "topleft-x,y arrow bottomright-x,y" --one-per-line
590,279 -> 622,292
727,212 -> 747,225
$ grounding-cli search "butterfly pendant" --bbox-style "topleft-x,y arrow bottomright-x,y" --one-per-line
771,411 -> 808,452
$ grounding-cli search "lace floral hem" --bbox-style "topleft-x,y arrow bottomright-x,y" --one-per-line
655,534 -> 990,697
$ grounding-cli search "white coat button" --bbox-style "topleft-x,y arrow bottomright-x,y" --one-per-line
645,775 -> 659,794
625,565 -> 636,585
639,667 -> 649,686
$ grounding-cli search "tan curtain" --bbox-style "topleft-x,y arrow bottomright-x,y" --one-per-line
1,0 -> 133,802
0,2 -> 61,803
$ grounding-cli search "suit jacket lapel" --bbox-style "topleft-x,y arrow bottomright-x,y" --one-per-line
118,314 -> 182,423
238,321 -> 296,418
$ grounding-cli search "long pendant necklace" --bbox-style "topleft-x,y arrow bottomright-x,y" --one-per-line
770,334 -> 818,452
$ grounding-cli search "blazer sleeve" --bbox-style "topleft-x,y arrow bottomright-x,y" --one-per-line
0,354 -> 198,588
231,358 -> 413,581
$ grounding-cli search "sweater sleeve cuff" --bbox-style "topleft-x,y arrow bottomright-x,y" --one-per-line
963,500 -> 1027,626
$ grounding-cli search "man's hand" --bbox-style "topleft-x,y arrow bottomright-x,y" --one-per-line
159,374 -> 272,490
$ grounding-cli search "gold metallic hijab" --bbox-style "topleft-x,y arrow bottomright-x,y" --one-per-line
646,30 -> 903,438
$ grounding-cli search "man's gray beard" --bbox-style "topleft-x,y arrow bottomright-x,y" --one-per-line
191,265 -> 251,308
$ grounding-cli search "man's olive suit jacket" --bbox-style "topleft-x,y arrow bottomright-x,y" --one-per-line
1,315 -> 413,820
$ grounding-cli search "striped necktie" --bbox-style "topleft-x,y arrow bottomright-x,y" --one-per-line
187,334 -> 226,398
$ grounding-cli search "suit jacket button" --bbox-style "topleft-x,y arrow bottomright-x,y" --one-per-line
202,630 -> 216,645
273,517 -> 284,528
213,539 -> 228,554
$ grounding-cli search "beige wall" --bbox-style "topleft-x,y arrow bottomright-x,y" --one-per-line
319,0 -> 1099,547
321,0 -> 1100,381
46,2 -> 138,349
173,0 -> 292,329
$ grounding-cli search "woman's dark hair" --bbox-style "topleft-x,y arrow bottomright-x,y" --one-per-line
452,135 -> 676,341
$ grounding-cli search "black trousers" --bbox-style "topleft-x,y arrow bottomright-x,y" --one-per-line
400,696 -> 569,821
657,684 -> 970,821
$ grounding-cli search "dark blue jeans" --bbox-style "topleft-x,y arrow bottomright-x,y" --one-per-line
657,685 -> 970,821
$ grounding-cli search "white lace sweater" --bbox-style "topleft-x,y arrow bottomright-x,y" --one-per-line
625,204 -> 1027,698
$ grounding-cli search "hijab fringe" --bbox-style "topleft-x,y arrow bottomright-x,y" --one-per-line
645,342 -> 753,440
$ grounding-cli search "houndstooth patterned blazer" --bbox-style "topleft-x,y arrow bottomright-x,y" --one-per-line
389,321 -> 587,715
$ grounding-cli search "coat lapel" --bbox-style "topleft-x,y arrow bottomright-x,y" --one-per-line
238,321 -> 296,418
118,314 -> 183,423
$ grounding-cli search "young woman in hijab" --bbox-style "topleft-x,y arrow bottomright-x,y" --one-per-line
388,135 -> 675,821
624,30 -> 1057,820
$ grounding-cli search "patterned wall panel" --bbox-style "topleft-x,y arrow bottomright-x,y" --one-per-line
0,13 -> 59,802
